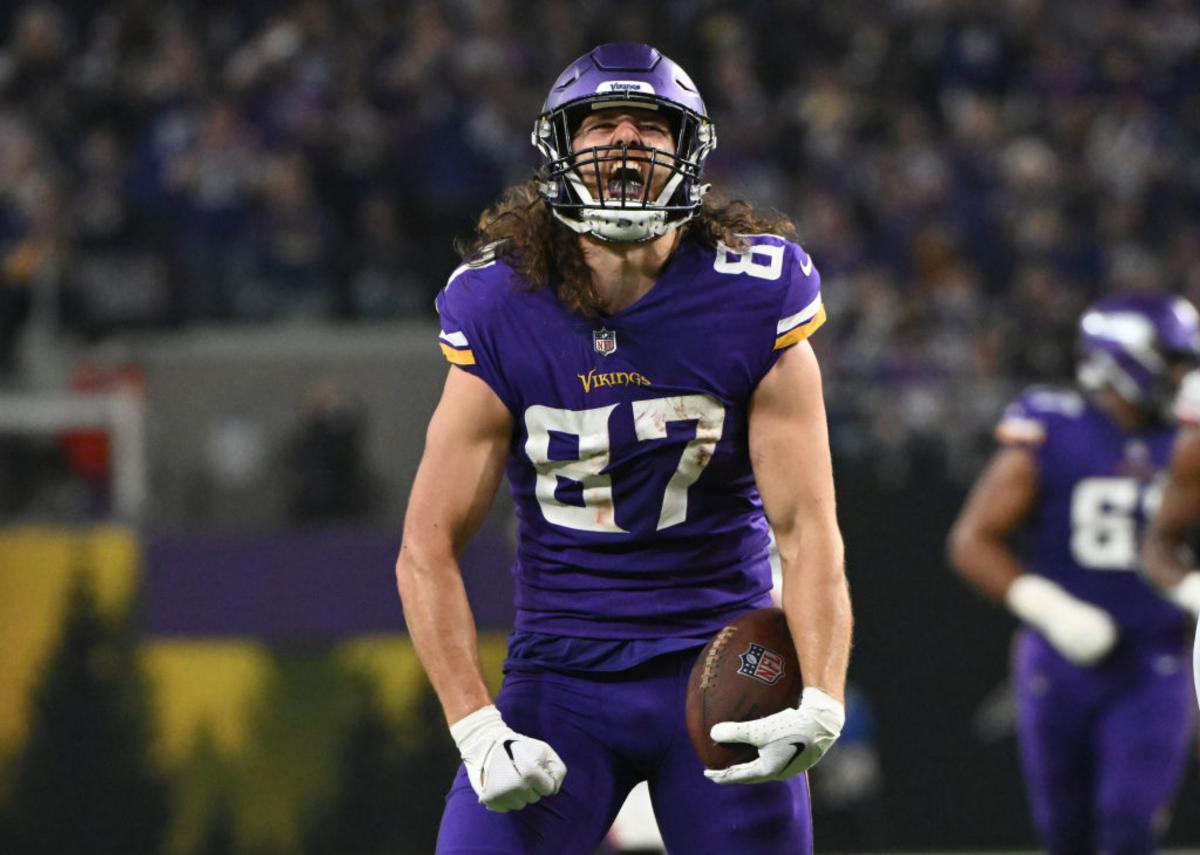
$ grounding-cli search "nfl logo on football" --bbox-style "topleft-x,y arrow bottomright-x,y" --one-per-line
593,327 -> 617,356
737,643 -> 785,686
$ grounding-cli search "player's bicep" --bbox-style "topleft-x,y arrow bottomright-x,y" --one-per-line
951,446 -> 1039,545
748,342 -> 837,541
404,367 -> 513,557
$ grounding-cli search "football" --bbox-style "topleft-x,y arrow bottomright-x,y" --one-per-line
685,607 -> 803,770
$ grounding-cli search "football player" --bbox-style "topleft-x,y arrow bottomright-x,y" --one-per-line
395,43 -> 852,854
1142,369 -> 1200,709
948,294 -> 1200,854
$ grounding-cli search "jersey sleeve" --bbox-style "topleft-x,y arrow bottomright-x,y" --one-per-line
748,239 -> 825,383
994,389 -> 1058,479
995,387 -> 1086,461
771,241 -> 825,353
995,392 -> 1050,448
433,259 -> 516,411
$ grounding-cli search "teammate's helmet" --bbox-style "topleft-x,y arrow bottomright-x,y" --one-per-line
1076,293 -> 1200,419
532,43 -> 716,243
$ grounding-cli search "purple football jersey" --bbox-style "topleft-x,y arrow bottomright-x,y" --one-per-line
436,235 -> 824,640
996,386 -> 1188,642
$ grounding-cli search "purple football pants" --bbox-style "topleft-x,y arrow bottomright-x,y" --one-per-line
1013,629 -> 1195,855
436,649 -> 812,854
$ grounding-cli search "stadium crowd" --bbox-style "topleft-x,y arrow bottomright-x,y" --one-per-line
2,0 -> 1199,477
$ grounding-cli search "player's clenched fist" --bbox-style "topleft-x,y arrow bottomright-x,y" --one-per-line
450,705 -> 567,812
704,687 -> 845,785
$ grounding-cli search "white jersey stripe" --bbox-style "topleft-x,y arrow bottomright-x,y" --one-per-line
444,262 -> 474,289
776,294 -> 823,335
439,330 -> 470,348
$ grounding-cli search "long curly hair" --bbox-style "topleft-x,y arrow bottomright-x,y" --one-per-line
454,179 -> 797,316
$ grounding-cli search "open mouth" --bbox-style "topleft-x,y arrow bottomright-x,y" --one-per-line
606,167 -> 645,201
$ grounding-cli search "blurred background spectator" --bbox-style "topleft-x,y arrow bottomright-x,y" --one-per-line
282,377 -> 376,523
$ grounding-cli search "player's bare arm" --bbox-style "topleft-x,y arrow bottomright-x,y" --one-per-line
749,341 -> 850,701
946,446 -> 1039,601
948,442 -> 1117,665
396,367 -> 512,725
397,367 -> 567,813
1143,426 -> 1200,615
702,341 -> 850,787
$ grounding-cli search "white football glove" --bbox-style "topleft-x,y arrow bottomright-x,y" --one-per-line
1005,574 -> 1118,666
449,704 -> 567,812
704,687 -> 845,785
1166,572 -> 1200,618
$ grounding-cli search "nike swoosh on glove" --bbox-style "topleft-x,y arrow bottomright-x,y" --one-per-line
704,687 -> 845,785
449,704 -> 567,812
1005,574 -> 1118,666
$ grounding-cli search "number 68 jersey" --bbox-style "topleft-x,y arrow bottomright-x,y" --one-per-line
435,235 -> 824,642
997,386 -> 1188,643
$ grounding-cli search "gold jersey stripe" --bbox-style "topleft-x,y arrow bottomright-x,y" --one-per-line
772,305 -> 827,350
439,342 -> 477,365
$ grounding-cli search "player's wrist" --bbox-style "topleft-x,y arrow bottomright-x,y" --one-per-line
800,687 -> 844,714
1168,572 -> 1200,617
449,703 -> 508,754
799,687 -> 845,734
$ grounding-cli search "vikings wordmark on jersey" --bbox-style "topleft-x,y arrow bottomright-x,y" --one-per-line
435,234 -> 823,642
577,368 -> 652,393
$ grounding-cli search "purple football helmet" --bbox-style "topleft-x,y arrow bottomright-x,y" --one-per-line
1076,293 -> 1200,419
532,43 -> 716,242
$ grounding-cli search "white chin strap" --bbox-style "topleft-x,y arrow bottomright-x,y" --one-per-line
552,206 -> 674,242
560,168 -> 691,243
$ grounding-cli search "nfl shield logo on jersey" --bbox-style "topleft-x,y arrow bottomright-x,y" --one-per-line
593,327 -> 617,356
737,643 -> 785,686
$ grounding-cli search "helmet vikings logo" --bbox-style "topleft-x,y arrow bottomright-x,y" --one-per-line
593,327 -> 617,356
737,643 -> 785,686
597,80 -> 656,95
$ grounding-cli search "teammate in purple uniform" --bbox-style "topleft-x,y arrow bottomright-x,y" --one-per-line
948,294 -> 1200,854
395,43 -> 852,854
